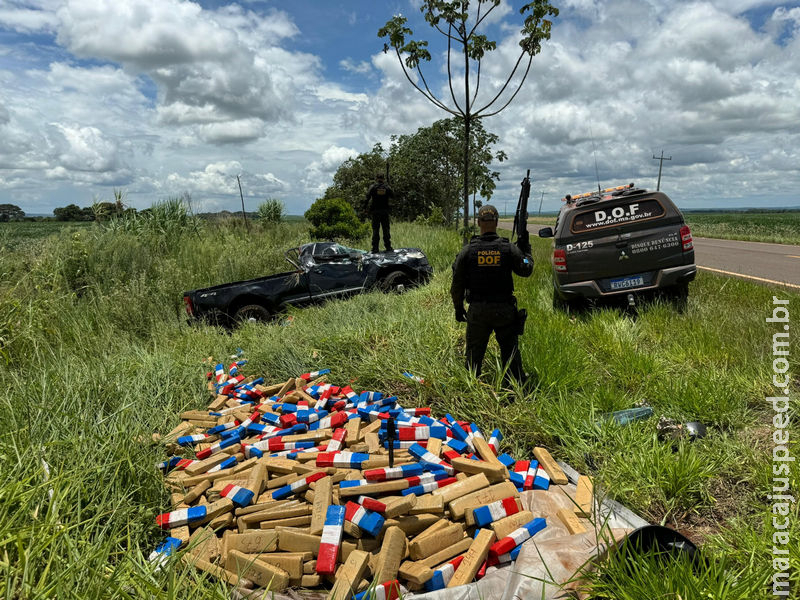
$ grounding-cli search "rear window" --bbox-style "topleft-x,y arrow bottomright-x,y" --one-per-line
570,198 -> 666,234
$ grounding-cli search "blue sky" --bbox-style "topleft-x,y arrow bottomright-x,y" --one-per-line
1,0 -> 799,216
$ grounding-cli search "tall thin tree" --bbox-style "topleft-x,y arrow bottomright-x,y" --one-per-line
379,0 -> 558,234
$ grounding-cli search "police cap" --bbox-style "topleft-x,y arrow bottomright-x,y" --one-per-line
477,204 -> 499,221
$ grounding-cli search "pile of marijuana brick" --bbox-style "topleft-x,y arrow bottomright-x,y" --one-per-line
151,360 -> 594,600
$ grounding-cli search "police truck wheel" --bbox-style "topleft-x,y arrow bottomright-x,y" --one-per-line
379,271 -> 411,293
234,304 -> 271,323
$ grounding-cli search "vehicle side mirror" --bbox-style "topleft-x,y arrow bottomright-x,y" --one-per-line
538,227 -> 554,238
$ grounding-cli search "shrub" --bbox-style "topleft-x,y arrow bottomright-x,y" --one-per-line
304,197 -> 369,241
257,198 -> 285,223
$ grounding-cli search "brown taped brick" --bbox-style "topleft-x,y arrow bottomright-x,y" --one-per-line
184,449 -> 242,476
208,512 -> 234,530
534,447 -> 569,485
171,525 -> 191,545
557,508 -> 587,534
246,461 -> 267,496
277,528 -> 321,555
490,510 -> 534,539
373,526 -> 406,584
304,560 -> 317,574
447,528 -> 496,588
259,515 -> 312,529
383,494 -> 417,519
183,480 -> 211,505
199,498 -> 234,525
327,550 -> 369,600
408,522 -> 464,560
410,518 -> 449,545
310,475 -> 333,535
226,549 -> 290,591
574,476 -> 594,517
450,456 -> 507,483
223,530 -> 278,555
448,482 -> 519,520
408,493 -> 444,515
433,473 -> 489,504
473,437 -> 506,470
399,561 -> 435,586
345,417 -> 361,445
182,555 -> 254,589
383,513 -> 440,537
300,574 -> 321,587
419,537 -> 473,568
186,526 -> 219,564
241,552 -> 304,579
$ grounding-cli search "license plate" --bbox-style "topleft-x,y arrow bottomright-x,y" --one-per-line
610,275 -> 645,290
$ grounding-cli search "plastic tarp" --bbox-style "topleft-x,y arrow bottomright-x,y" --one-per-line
244,462 -> 648,600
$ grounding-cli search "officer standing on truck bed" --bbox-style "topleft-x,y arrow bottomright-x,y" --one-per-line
366,173 -> 394,253
451,204 -> 533,384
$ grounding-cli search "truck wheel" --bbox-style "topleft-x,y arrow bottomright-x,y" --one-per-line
667,283 -> 689,313
379,271 -> 411,293
552,291 -> 587,314
234,304 -> 271,324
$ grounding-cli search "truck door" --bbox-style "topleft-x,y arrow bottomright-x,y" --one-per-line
307,257 -> 366,301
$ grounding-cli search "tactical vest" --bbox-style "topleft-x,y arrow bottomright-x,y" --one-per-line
369,183 -> 391,212
465,236 -> 515,303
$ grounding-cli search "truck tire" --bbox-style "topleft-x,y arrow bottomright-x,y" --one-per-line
234,304 -> 271,324
379,270 -> 411,293
552,290 -> 587,314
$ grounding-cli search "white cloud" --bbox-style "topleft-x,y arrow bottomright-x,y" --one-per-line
339,58 -> 373,74
164,161 -> 289,205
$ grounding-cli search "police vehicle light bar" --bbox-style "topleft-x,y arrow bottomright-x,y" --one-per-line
563,183 -> 635,203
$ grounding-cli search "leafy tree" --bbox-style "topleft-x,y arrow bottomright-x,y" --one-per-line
379,0 -> 558,232
324,144 -> 387,219
53,204 -> 85,221
0,204 -> 25,221
389,117 -> 504,225
257,198 -> 285,223
304,197 -> 370,241
324,118 -> 504,226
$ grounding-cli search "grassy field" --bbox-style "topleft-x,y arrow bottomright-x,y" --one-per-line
685,212 -> 800,245
0,215 -> 797,599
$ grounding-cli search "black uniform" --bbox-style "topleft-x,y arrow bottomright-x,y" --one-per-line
451,232 -> 533,381
366,181 -> 394,252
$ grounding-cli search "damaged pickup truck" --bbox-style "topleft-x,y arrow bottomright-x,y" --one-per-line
183,242 -> 434,326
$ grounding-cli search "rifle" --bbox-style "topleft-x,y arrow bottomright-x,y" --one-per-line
512,169 -> 531,255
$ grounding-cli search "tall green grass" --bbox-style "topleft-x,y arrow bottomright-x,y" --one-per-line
686,212 -> 800,245
0,218 -> 797,598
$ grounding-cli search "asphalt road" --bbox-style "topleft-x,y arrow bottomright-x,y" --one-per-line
497,220 -> 800,290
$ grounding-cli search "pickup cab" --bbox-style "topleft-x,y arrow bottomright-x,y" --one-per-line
183,242 -> 433,325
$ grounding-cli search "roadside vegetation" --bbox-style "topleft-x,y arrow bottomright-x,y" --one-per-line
684,211 -> 800,245
0,213 -> 796,599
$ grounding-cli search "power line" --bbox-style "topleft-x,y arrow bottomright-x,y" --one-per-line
652,150 -> 672,191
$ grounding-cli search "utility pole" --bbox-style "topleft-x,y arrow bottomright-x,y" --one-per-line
237,175 -> 250,233
652,150 -> 672,191
537,191 -> 545,216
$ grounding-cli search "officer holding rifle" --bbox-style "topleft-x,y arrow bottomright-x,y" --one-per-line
451,190 -> 533,384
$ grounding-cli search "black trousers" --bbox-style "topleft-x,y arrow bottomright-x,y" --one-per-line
465,301 -> 525,382
371,211 -> 391,252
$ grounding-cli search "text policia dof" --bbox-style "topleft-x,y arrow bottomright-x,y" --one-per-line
768,296 -> 793,597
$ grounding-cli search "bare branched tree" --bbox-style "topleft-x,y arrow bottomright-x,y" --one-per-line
379,0 -> 558,234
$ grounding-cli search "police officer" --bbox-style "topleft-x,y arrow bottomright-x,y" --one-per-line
451,204 -> 533,383
366,173 -> 394,253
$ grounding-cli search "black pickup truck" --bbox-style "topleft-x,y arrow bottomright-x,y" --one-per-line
183,242 -> 434,326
